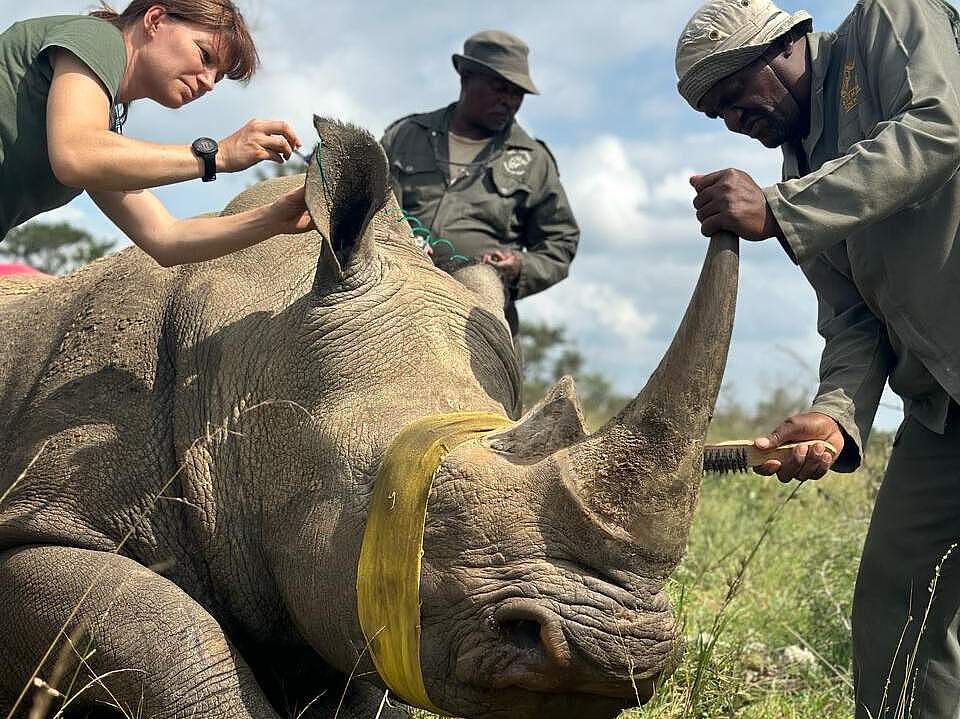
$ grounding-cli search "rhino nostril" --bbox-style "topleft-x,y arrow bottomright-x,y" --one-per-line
500,618 -> 542,650
493,600 -> 573,669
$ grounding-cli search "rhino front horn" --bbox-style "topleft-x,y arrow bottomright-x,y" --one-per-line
561,232 -> 739,568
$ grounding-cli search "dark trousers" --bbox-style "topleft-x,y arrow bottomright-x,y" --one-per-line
852,405 -> 960,718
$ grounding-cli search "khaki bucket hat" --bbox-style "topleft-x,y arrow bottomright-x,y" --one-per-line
676,0 -> 812,109
452,30 -> 540,95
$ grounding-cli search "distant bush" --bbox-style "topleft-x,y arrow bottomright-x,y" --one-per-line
519,320 -> 630,427
0,221 -> 115,276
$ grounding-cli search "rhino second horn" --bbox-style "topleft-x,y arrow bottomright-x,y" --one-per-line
562,232 -> 739,567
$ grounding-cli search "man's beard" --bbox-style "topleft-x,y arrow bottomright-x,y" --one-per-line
747,113 -> 791,148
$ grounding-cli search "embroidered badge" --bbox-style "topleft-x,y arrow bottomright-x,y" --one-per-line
503,149 -> 532,176
840,61 -> 861,113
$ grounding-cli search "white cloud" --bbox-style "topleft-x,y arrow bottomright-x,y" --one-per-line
563,135 -> 651,247
652,170 -> 698,205
524,280 -> 657,353
30,204 -> 88,226
551,129 -> 783,252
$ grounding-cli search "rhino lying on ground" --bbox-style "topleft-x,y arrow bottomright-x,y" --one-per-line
0,117 -> 738,719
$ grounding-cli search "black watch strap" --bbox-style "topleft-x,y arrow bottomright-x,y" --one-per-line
191,137 -> 218,182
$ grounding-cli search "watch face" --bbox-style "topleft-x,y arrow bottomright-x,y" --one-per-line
193,137 -> 218,156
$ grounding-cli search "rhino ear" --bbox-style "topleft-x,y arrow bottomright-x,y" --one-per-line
486,376 -> 589,461
306,115 -> 389,281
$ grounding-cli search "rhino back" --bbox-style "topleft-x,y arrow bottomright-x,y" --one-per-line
0,249 -> 180,554
0,175 -> 305,558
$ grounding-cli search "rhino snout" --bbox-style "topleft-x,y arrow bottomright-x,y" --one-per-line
478,597 -> 659,703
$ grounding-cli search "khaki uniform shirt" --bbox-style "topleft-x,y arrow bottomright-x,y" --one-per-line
762,0 -> 960,470
380,104 -> 580,300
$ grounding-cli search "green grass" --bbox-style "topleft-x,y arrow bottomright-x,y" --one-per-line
627,430 -> 891,719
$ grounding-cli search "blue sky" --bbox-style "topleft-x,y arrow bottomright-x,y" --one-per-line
1,0 -> 903,431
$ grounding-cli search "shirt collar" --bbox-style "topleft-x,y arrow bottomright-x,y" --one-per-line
801,31 -> 835,159
412,103 -> 536,150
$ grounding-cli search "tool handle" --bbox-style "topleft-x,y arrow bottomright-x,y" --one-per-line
709,439 -> 838,468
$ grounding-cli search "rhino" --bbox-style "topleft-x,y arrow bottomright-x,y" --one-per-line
0,118 -> 738,719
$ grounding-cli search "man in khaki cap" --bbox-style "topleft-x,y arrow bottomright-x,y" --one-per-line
380,30 -> 580,337
676,0 -> 960,716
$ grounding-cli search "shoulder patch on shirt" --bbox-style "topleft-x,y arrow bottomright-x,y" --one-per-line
840,61 -> 861,113
503,148 -> 533,177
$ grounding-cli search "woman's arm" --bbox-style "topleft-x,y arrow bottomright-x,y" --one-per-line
46,49 -> 301,191
89,185 -> 314,267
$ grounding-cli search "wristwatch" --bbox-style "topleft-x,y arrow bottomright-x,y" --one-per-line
191,137 -> 219,182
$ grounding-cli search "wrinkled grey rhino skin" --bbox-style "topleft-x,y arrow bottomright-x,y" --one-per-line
0,118 -> 739,719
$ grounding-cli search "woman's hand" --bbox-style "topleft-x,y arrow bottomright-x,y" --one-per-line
267,186 -> 315,234
91,184 -> 314,267
46,51 -> 305,191
218,119 -> 302,172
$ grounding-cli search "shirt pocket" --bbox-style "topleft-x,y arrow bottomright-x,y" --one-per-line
392,155 -> 443,215
489,162 -> 531,238
836,115 -> 862,155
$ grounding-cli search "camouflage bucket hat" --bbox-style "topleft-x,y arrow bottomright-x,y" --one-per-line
676,0 -> 812,109
452,30 -> 540,95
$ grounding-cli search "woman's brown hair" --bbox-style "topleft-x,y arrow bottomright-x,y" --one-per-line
90,0 -> 259,82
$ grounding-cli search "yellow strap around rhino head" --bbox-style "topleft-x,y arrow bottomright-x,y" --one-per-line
357,412 -> 513,714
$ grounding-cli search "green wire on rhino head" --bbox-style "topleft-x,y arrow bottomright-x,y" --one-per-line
317,139 -> 336,206
310,148 -> 460,261
384,208 -> 469,262
429,238 -> 455,253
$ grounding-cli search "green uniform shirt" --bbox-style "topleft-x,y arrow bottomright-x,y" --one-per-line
380,104 -> 580,300
0,15 -> 126,240
762,0 -> 960,470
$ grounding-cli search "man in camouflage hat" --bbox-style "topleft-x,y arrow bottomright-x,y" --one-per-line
380,30 -> 580,336
676,0 -> 960,716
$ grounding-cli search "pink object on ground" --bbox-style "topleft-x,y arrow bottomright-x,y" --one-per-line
0,262 -> 45,276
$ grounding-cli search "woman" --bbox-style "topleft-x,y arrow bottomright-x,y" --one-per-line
0,0 -> 313,267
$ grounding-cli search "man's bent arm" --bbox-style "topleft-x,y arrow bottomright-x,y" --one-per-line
764,0 -> 960,264
801,246 -> 894,471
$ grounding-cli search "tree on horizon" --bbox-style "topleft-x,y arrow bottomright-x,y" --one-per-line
0,221 -> 115,275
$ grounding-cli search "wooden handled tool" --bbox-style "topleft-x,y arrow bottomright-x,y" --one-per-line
702,440 -> 838,474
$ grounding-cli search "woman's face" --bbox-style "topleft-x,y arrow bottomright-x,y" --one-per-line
138,11 -> 224,108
